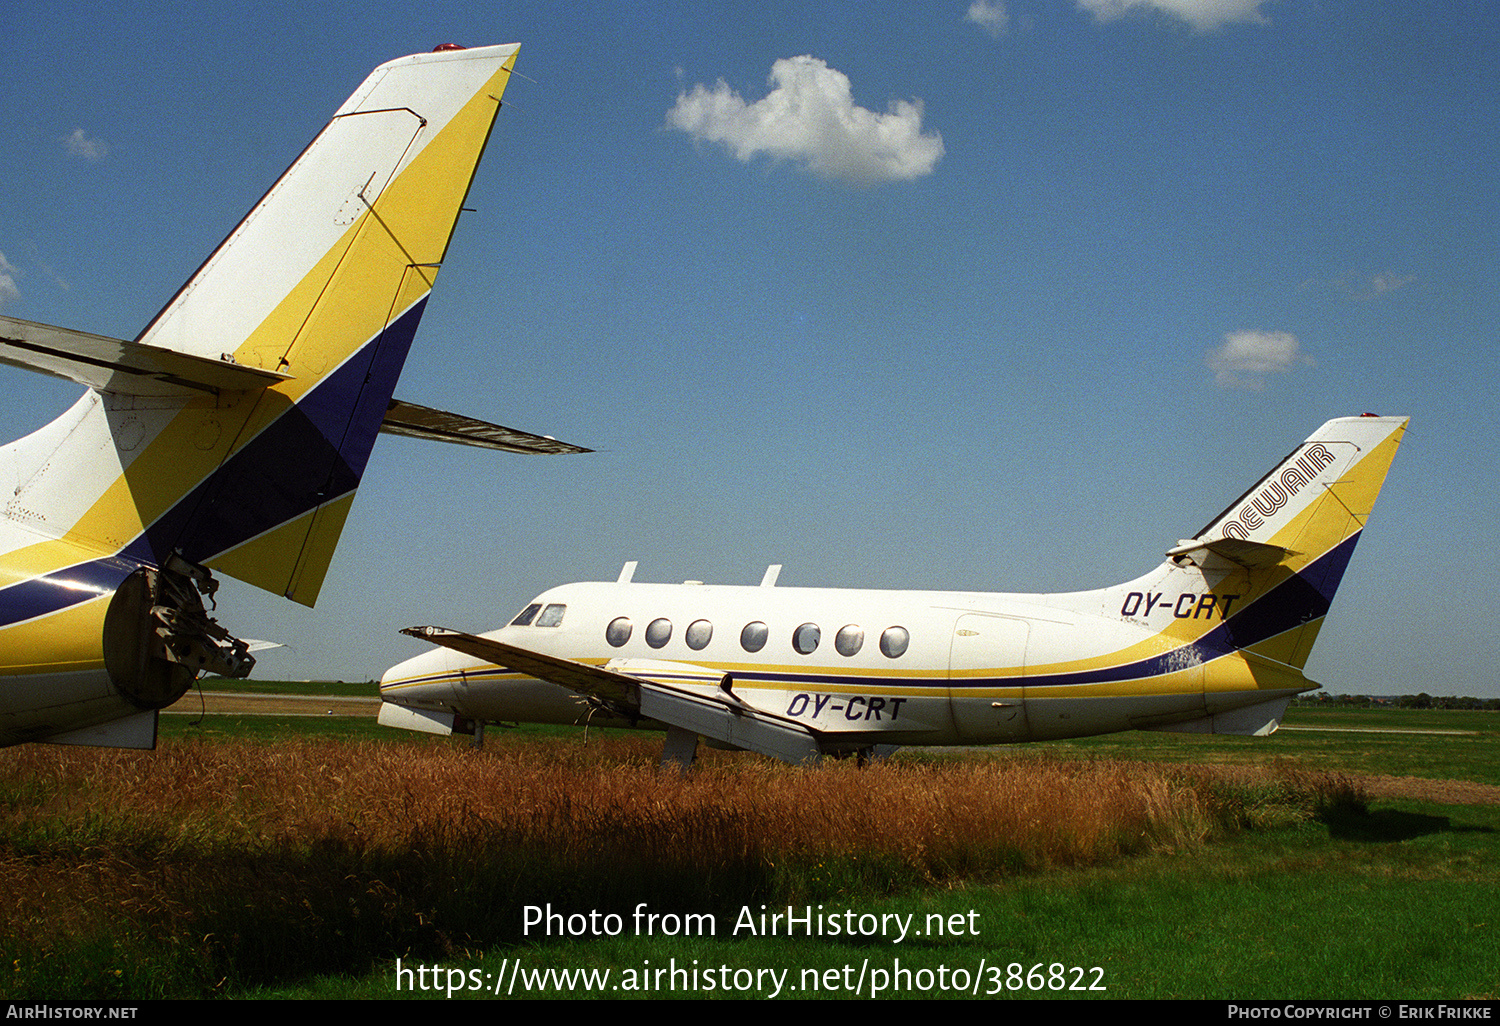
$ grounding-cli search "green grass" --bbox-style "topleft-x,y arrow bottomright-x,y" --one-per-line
990,705 -> 1500,786
255,805 -> 1500,1000
165,684 -> 1500,782
160,712 -> 393,742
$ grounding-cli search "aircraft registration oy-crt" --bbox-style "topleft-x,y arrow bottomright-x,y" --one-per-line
0,43 -> 587,750
380,414 -> 1408,767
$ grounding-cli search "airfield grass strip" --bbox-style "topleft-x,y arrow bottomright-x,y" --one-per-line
0,735 -> 1360,998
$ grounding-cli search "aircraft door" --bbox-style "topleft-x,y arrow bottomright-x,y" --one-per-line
948,613 -> 1030,743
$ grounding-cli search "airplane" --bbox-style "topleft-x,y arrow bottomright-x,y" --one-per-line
0,43 -> 588,750
379,414 -> 1408,767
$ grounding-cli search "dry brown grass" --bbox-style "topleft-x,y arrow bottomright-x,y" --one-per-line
0,734 -> 1361,996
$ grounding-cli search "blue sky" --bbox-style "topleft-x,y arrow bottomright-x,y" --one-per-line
2,1 -> 1496,697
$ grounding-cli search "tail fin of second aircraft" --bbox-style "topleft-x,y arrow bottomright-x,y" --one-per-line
1129,414 -> 1409,673
8,45 -> 520,607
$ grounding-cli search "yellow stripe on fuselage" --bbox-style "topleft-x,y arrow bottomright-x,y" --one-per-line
0,596 -> 111,676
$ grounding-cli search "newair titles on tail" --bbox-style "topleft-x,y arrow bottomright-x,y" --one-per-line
382,415 -> 1408,767
0,44 -> 585,750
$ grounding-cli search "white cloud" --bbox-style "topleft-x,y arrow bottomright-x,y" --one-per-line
0,251 -> 19,309
665,56 -> 944,186
1365,272 -> 1416,298
967,1 -> 1009,37
1301,270 -> 1418,302
1076,0 -> 1273,32
63,128 -> 108,161
1206,329 -> 1313,389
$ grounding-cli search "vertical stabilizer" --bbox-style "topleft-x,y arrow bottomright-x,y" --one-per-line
1161,415 -> 1409,671
129,45 -> 518,604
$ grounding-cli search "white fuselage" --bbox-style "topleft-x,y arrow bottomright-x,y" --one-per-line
380,573 -> 1294,748
378,416 -> 1411,759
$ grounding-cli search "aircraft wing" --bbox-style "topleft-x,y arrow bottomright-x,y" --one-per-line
401,626 -> 641,710
400,626 -> 823,763
0,314 -> 292,396
380,399 -> 591,454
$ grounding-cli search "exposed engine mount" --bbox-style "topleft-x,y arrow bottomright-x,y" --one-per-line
102,555 -> 254,709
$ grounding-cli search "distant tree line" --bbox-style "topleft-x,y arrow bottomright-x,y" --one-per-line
1294,691 -> 1500,711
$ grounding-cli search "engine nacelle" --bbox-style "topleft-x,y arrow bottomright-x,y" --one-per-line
102,558 -> 254,709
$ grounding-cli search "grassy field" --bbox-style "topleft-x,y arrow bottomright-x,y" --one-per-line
1032,705 -> 1500,786
2,700 -> 1496,1000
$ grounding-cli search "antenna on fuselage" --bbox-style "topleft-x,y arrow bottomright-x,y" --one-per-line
617,561 -> 638,584
760,564 -> 782,587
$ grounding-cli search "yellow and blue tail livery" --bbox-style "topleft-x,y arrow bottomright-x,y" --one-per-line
0,44 -> 586,749
381,415 -> 1408,766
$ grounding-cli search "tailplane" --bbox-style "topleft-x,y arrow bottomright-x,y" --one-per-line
0,46 -> 581,746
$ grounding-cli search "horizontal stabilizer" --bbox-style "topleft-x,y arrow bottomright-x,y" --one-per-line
381,399 -> 591,454
0,315 -> 291,396
1166,536 -> 1295,569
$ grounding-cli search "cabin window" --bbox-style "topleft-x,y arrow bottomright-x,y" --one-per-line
793,623 -> 821,655
685,619 -> 713,650
605,617 -> 632,647
880,626 -> 910,659
835,625 -> 864,657
740,621 -> 768,653
510,603 -> 542,627
645,618 -> 673,649
536,603 -> 567,627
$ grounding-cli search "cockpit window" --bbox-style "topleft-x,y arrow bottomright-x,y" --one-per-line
510,603 -> 542,626
535,603 -> 567,627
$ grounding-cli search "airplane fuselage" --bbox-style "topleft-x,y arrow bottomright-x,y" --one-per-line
381,575 -> 1304,751
380,415 -> 1409,763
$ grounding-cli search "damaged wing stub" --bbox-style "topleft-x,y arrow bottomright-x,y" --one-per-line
103,555 -> 254,710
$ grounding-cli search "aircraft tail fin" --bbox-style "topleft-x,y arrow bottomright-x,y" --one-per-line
1188,414 -> 1408,555
8,45 -> 520,607
1152,414 -> 1409,671
157,44 -> 520,604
